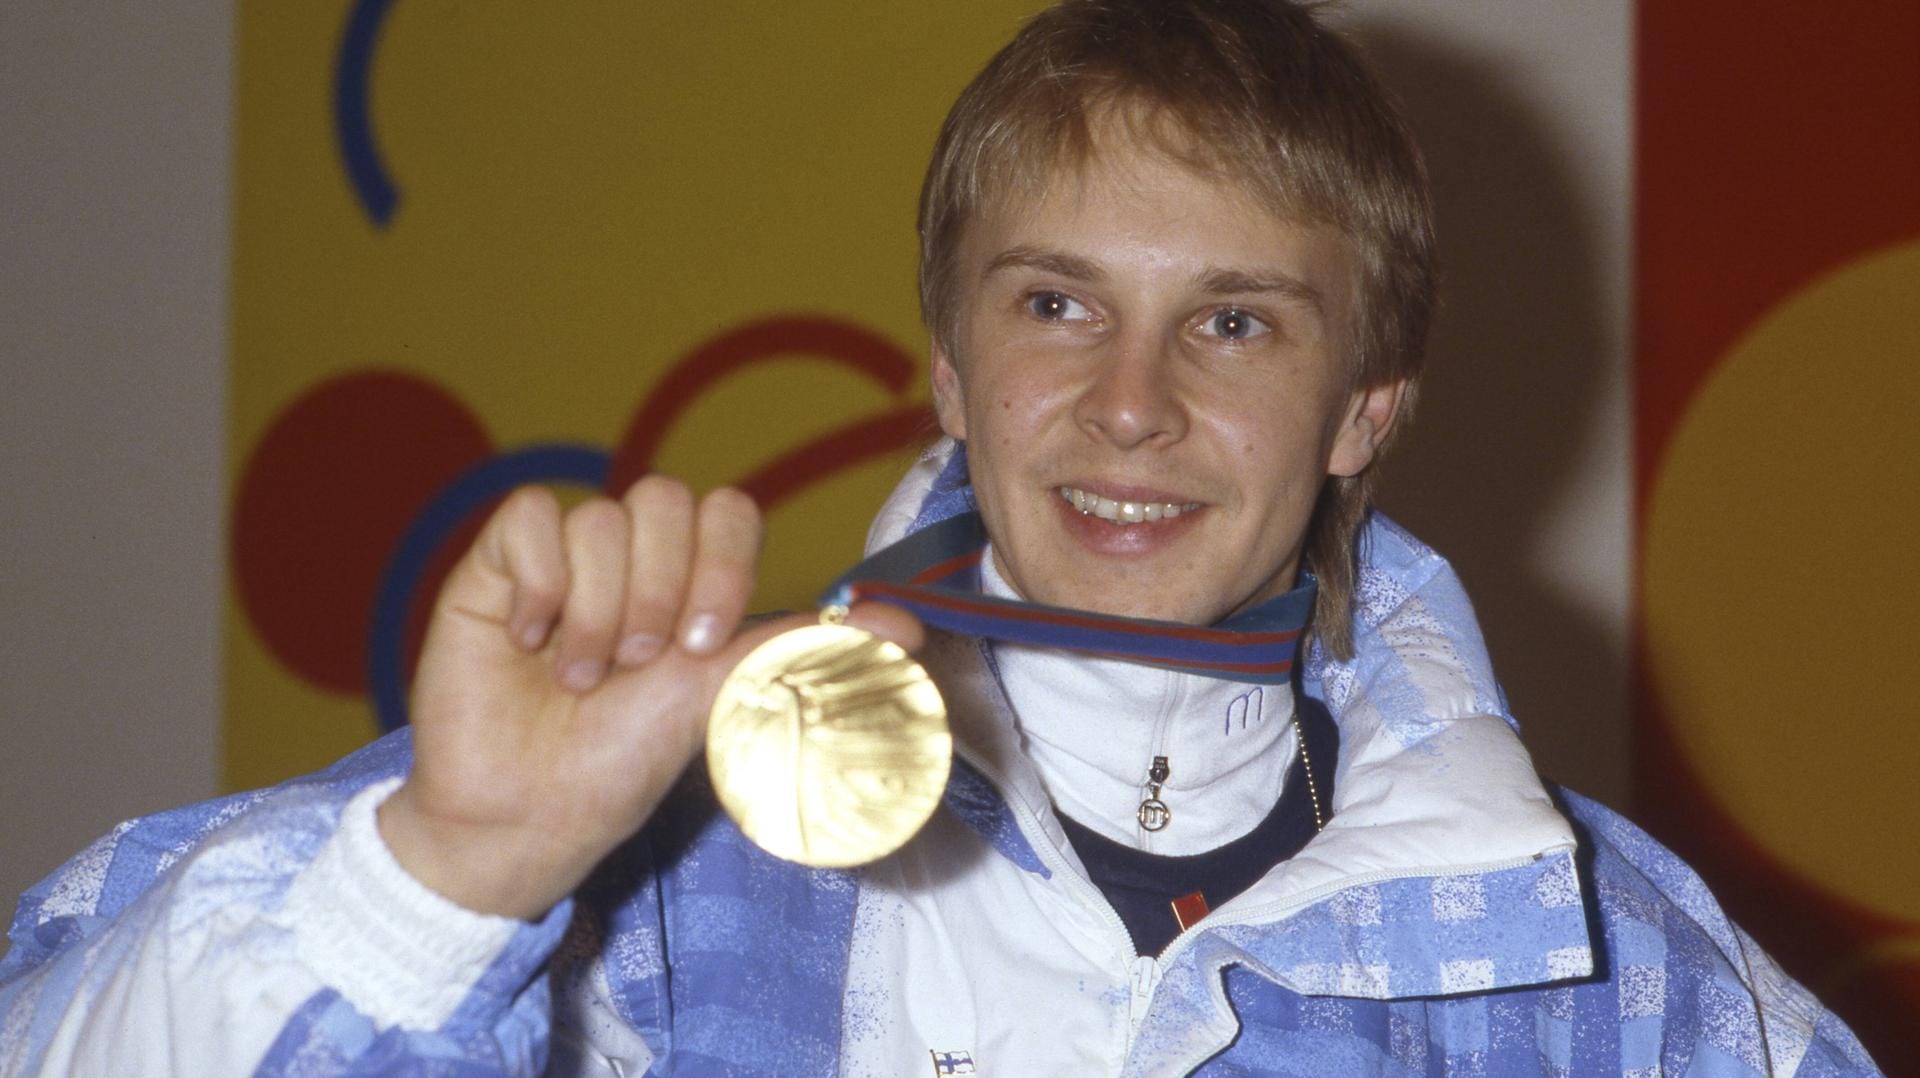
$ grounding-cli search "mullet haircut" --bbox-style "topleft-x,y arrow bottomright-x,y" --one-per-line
917,0 -> 1438,658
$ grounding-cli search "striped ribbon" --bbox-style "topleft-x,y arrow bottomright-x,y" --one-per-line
822,511 -> 1314,684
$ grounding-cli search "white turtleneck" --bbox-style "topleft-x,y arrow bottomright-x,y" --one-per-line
978,544 -> 1299,857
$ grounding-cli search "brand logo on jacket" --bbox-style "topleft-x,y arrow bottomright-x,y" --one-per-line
1225,686 -> 1264,735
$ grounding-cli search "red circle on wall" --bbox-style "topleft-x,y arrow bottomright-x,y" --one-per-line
232,370 -> 493,694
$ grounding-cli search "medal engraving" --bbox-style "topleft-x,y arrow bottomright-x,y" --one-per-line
708,620 -> 950,867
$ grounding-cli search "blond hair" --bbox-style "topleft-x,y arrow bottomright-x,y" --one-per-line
918,0 -> 1436,657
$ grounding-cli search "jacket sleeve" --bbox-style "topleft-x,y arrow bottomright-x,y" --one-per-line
1557,787 -> 1883,1077
0,730 -> 573,1077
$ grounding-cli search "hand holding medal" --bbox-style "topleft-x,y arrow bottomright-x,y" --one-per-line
708,510 -> 1314,868
386,473 -> 1312,906
382,479 -> 931,917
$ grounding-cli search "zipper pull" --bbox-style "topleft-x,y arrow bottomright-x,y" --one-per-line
1137,756 -> 1171,832
1128,954 -> 1162,1028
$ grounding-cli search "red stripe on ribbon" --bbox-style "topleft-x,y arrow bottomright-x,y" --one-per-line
909,549 -> 983,586
852,580 -> 1303,647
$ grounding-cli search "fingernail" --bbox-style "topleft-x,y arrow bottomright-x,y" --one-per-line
681,613 -> 722,654
616,633 -> 663,666
520,622 -> 550,650
561,659 -> 604,693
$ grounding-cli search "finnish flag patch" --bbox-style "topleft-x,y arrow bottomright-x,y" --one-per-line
930,1048 -> 977,1074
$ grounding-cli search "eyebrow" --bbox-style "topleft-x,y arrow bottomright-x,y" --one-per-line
1197,268 -> 1325,315
982,245 -> 1326,316
982,245 -> 1106,284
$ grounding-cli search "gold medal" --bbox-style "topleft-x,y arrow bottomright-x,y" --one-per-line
706,606 -> 950,867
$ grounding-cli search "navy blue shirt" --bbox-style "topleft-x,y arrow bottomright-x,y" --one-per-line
1057,688 -> 1338,957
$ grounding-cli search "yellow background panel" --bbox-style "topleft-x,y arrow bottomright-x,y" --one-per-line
1644,240 -> 1920,922
228,3 -> 1040,791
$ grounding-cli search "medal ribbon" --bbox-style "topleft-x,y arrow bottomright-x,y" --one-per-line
822,511 -> 1315,684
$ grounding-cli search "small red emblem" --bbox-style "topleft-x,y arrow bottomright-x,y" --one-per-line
1171,891 -> 1210,931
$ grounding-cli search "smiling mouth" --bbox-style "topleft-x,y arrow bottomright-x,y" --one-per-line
1057,486 -> 1202,524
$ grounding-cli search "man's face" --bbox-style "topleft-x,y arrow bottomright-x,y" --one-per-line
931,134 -> 1401,625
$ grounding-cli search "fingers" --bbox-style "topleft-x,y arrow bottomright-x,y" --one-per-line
553,499 -> 630,691
676,488 -> 763,656
615,476 -> 694,667
551,483 -> 762,689
482,487 -> 568,652
470,479 -> 766,689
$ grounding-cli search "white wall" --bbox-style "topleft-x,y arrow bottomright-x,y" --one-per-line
0,2 -> 1632,906
0,4 -> 231,902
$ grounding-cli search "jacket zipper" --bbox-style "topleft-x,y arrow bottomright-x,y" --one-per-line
956,743 -> 1160,1056
1139,671 -> 1181,849
1128,954 -> 1162,1029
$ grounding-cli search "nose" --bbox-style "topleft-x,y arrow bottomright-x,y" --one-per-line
1072,328 -> 1187,449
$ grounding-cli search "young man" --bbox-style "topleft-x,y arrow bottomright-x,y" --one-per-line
0,1 -> 1879,1074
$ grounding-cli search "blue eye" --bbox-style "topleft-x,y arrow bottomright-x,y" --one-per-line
1203,308 -> 1271,341
1027,292 -> 1091,321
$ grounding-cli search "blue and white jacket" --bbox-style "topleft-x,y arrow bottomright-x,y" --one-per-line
0,447 -> 1880,1076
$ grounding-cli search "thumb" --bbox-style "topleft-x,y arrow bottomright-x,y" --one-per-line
842,600 -> 927,655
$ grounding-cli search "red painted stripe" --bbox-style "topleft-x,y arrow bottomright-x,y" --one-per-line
736,405 -> 935,511
852,581 -> 1303,647
605,315 -> 923,494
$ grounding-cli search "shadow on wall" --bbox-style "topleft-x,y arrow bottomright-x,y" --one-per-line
1356,21 -> 1627,804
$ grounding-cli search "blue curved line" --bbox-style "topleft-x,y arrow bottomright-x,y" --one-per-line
368,445 -> 611,732
334,0 -> 400,226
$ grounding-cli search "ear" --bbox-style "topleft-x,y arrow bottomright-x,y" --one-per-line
1327,377 -> 1408,478
930,339 -> 968,441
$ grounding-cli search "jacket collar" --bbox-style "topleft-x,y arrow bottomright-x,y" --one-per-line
979,547 -> 1306,856
884,440 -> 1594,1006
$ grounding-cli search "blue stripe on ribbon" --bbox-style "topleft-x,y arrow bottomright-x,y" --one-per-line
826,511 -> 1314,684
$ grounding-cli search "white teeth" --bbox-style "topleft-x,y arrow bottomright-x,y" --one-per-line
1057,487 -> 1197,525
